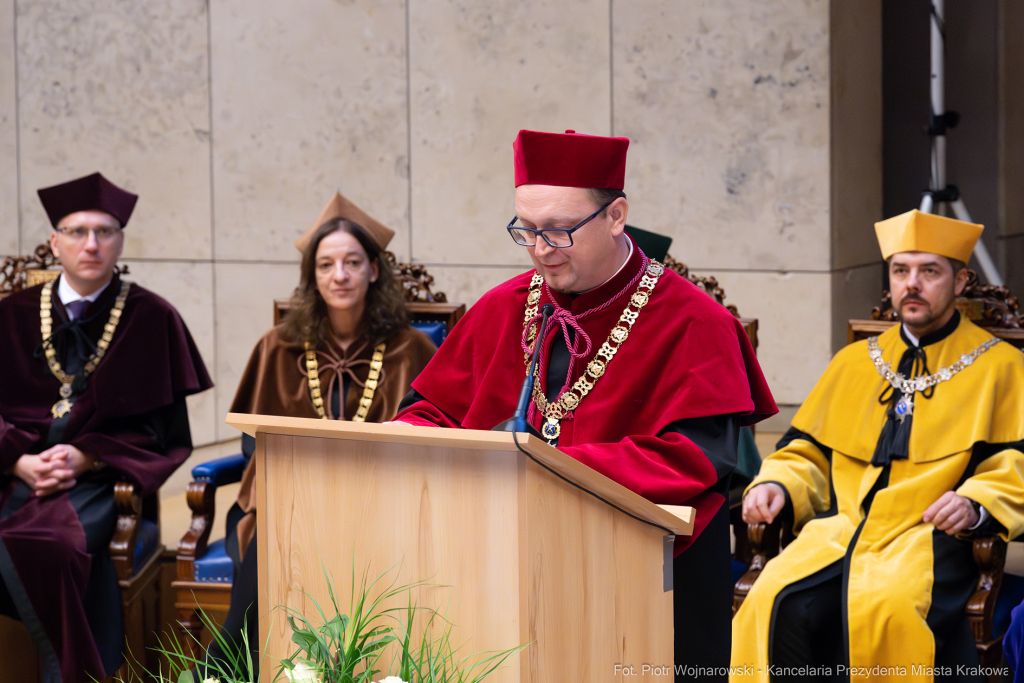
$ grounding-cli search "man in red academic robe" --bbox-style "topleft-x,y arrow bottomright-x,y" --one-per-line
396,129 -> 778,680
0,172 -> 212,682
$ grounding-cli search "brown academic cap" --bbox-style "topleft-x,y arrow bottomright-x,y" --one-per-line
294,192 -> 396,253
37,172 -> 138,228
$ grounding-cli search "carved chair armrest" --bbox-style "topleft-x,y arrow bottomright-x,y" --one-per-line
733,519 -> 784,616
175,453 -> 246,582
966,534 -> 1008,660
110,481 -> 142,582
176,481 -> 217,582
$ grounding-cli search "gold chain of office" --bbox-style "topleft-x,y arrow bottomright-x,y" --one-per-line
522,260 -> 665,442
39,279 -> 131,419
305,341 -> 386,422
867,335 -> 1000,423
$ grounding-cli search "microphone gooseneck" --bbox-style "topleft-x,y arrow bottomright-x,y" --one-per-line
492,302 -> 554,436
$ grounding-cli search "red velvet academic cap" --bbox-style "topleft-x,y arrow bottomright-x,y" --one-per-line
513,129 -> 630,190
37,172 -> 138,228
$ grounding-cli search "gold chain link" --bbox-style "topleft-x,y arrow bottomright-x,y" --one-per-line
305,341 -> 387,422
39,279 -> 131,419
522,261 -> 665,442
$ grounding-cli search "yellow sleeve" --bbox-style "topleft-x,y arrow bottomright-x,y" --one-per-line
749,437 -> 832,533
957,444 -> 1024,541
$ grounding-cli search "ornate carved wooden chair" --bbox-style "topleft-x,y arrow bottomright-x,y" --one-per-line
173,254 -> 466,650
733,271 -> 1024,681
0,246 -> 163,681
661,253 -> 763,570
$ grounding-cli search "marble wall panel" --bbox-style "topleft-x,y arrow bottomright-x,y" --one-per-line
409,0 -> 611,266
831,263 -> 883,351
689,269 -> 833,406
614,0 -> 830,272
1,0 -> 17,256
210,0 -> 409,263
16,0 -> 212,260
121,259 -> 217,446
214,261 -> 300,441
999,0 -> 1024,240
830,0 -> 884,270
417,264 -> 530,310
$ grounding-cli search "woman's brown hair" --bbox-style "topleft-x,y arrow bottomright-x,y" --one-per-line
281,218 -> 408,347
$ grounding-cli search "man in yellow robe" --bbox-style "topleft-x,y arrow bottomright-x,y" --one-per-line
732,210 -> 1024,683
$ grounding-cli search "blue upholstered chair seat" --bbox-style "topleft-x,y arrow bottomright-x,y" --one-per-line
193,538 -> 234,583
133,519 -> 161,570
412,320 -> 447,346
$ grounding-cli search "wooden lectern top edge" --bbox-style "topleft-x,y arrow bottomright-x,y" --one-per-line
225,412 -> 695,536
226,412 -> 529,450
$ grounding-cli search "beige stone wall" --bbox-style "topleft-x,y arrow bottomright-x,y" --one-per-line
2,0 -> 887,445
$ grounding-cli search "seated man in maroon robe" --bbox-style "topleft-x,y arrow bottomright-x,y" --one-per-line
0,172 -> 212,682
395,129 -> 778,680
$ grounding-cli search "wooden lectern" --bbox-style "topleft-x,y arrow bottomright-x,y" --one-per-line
227,414 -> 693,682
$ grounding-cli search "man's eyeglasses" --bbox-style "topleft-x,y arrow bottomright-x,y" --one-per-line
506,201 -> 613,248
55,226 -> 123,244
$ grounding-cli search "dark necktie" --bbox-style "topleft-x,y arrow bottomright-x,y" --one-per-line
65,299 -> 89,320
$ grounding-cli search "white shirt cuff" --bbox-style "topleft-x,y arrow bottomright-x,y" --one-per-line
968,503 -> 989,531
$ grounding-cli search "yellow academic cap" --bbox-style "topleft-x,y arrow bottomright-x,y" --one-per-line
874,209 -> 983,263
294,192 -> 396,253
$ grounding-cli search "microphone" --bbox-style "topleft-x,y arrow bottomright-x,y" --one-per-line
492,303 -> 554,436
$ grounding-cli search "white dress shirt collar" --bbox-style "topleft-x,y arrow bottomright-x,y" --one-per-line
58,274 -> 112,320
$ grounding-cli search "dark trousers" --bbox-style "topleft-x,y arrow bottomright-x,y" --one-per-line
770,561 -> 982,683
675,502 -> 732,682
770,569 -> 845,683
200,504 -> 260,680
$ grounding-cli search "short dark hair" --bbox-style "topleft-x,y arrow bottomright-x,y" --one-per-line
587,188 -> 627,211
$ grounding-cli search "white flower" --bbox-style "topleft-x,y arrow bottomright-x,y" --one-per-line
286,661 -> 321,683
376,677 -> 408,683
202,679 -> 220,683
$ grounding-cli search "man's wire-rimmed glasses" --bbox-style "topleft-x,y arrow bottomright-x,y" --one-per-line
506,201 -> 612,248
54,226 -> 123,244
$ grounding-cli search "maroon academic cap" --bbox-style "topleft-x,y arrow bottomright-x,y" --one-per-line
37,172 -> 139,228
513,129 -> 630,190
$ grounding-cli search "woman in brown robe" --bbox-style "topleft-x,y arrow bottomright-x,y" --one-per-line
205,215 -> 436,677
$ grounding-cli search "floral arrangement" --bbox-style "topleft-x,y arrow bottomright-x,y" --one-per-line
122,563 -> 525,683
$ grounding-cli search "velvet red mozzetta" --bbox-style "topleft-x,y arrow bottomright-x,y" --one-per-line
398,239 -> 777,554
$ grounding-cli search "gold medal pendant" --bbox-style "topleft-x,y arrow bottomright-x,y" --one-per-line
542,418 -> 561,442
50,382 -> 74,418
51,398 -> 73,419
